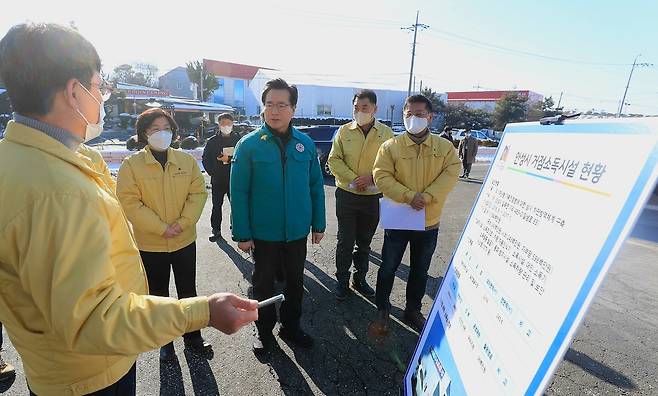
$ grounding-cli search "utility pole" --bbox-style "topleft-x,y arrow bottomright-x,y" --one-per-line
199,62 -> 205,140
617,54 -> 653,117
199,65 -> 204,102
419,79 -> 423,94
556,91 -> 563,109
402,11 -> 429,97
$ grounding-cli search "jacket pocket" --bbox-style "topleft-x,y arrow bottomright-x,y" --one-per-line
428,149 -> 446,170
253,149 -> 278,165
252,151 -> 280,190
290,149 -> 312,179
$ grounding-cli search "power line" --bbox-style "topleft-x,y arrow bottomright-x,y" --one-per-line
425,27 -> 637,67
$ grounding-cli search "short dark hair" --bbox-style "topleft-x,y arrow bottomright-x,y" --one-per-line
217,112 -> 234,122
353,89 -> 377,105
0,23 -> 101,115
136,108 -> 179,144
261,78 -> 298,107
404,94 -> 433,113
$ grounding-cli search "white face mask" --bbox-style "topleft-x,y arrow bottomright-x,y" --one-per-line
404,115 -> 429,135
148,130 -> 173,151
219,125 -> 233,135
75,83 -> 105,142
354,111 -> 374,126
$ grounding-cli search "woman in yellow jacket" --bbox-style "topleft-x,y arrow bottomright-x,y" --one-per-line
117,108 -> 211,361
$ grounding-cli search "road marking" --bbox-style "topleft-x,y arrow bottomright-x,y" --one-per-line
627,238 -> 658,252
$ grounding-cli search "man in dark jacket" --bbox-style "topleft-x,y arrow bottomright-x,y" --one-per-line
458,129 -> 479,178
202,113 -> 241,241
439,126 -> 454,144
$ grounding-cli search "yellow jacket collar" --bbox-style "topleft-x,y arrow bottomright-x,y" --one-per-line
144,146 -> 179,166
4,121 -> 102,178
402,132 -> 432,147
348,119 -> 381,132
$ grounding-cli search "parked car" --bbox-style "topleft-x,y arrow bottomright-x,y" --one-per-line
391,123 -> 405,135
297,125 -> 339,177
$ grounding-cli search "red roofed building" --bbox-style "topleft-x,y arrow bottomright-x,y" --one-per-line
447,90 -> 543,113
159,59 -> 275,114
202,59 -> 273,80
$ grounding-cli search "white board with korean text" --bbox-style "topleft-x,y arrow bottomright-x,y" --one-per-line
404,119 -> 658,396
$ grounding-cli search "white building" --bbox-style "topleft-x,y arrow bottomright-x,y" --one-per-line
160,59 -> 418,123
248,69 -> 415,124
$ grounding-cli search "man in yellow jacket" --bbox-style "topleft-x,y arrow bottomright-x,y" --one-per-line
0,23 -> 257,395
328,90 -> 394,300
373,94 -> 461,333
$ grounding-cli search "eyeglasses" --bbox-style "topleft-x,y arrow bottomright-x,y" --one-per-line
90,79 -> 113,101
264,102 -> 292,111
403,111 -> 430,118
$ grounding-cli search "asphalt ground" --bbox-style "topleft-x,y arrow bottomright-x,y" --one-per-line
1,163 -> 656,395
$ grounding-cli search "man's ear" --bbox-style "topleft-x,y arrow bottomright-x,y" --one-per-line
64,78 -> 79,109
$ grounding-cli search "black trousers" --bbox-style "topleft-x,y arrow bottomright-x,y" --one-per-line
139,242 -> 202,344
335,188 -> 380,286
462,154 -> 473,176
210,180 -> 230,231
252,238 -> 307,335
29,364 -> 136,396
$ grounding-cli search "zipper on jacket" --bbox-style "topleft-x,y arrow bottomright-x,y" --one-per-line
158,154 -> 169,251
274,135 -> 288,241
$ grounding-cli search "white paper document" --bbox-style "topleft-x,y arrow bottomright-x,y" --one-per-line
222,146 -> 235,156
379,197 -> 425,231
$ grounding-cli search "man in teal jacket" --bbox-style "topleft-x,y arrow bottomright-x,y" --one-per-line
231,78 -> 326,354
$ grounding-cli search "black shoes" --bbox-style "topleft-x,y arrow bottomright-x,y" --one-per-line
403,309 -> 427,332
253,326 -> 314,356
0,354 -> 15,382
279,327 -> 314,349
253,331 -> 277,355
159,343 -> 176,362
335,278 -> 375,300
184,338 -> 214,360
335,283 -> 349,300
160,338 -> 214,362
352,280 -> 375,298
208,229 -> 221,242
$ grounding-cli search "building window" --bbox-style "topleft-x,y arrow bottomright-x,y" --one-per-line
212,78 -> 225,104
234,80 -> 244,107
317,104 -> 332,116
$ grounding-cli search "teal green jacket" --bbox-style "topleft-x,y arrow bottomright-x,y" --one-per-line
230,125 -> 326,242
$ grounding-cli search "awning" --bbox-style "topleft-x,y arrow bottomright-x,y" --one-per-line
121,96 -> 233,112
166,102 -> 233,112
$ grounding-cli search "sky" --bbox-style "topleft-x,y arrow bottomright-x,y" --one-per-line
1,0 -> 657,114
